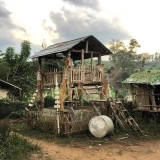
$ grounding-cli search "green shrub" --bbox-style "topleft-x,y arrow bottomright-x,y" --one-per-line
44,96 -> 55,108
0,99 -> 28,119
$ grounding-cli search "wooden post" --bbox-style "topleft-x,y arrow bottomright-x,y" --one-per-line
98,53 -> 102,65
85,40 -> 88,53
38,57 -> 44,109
81,49 -> 84,66
91,52 -> 93,80
149,87 -> 156,110
91,52 -> 93,70
81,49 -> 84,82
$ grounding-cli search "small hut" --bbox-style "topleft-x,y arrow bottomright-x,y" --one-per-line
124,70 -> 160,112
27,35 -> 112,134
0,79 -> 22,101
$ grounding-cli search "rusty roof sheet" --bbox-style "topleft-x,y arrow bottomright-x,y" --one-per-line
31,35 -> 112,59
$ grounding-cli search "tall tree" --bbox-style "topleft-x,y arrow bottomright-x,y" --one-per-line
109,39 -> 141,84
112,50 -> 136,72
0,59 -> 10,80
2,40 -> 38,100
129,39 -> 141,54
109,40 -> 127,54
4,47 -> 17,65
20,40 -> 31,61
154,52 -> 160,60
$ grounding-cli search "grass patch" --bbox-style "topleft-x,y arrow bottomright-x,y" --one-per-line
9,116 -> 160,148
11,121 -> 113,146
0,134 -> 40,160
0,121 -> 40,160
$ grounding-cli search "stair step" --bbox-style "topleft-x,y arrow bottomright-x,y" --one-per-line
83,86 -> 102,90
128,117 -> 134,121
86,91 -> 103,94
90,100 -> 107,102
121,109 -> 127,112
116,101 -> 122,104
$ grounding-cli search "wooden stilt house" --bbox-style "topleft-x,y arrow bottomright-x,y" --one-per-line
31,35 -> 112,110
27,35 -> 112,134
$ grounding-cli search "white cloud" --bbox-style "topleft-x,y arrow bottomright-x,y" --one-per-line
2,0 -> 160,54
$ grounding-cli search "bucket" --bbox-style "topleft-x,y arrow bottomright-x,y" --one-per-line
89,115 -> 114,138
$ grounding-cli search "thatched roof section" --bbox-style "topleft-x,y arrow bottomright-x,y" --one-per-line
124,70 -> 160,85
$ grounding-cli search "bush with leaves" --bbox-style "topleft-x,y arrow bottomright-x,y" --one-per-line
0,99 -> 28,119
44,95 -> 55,108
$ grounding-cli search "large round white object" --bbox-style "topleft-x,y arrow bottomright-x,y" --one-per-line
89,115 -> 114,138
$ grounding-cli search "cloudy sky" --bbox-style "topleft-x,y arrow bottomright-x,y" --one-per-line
1,0 -> 160,55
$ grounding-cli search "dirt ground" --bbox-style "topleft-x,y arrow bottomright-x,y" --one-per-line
26,135 -> 160,160
2,118 -> 160,160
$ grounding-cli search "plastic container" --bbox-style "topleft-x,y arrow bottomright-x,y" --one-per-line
89,115 -> 114,138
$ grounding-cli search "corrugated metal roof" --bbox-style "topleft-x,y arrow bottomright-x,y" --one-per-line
31,35 -> 112,59
0,79 -> 22,90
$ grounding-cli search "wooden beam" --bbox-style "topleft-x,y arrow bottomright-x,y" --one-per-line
85,40 -> 88,53
98,53 -> 102,65
81,49 -> 84,65
71,49 -> 101,54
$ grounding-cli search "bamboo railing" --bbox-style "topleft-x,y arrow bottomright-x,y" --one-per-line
42,65 -> 103,87
71,66 -> 103,83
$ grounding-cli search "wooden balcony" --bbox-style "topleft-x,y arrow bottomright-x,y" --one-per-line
71,66 -> 103,84
41,65 -> 104,88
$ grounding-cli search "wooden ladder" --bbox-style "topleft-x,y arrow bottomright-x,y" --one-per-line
83,86 -> 142,132
110,100 -> 142,132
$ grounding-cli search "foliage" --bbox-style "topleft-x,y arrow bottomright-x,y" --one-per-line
4,47 -> 17,65
44,95 -> 55,108
124,70 -> 160,85
0,99 -> 28,119
0,122 -> 11,141
1,40 -> 38,99
108,39 -> 142,89
20,40 -> 31,61
43,58 -> 64,72
117,87 -> 129,99
129,39 -> 141,53
0,133 -> 40,160
0,59 -> 10,79
112,51 -> 136,72
109,40 -> 127,54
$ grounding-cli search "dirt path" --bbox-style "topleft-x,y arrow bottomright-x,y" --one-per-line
25,135 -> 160,160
